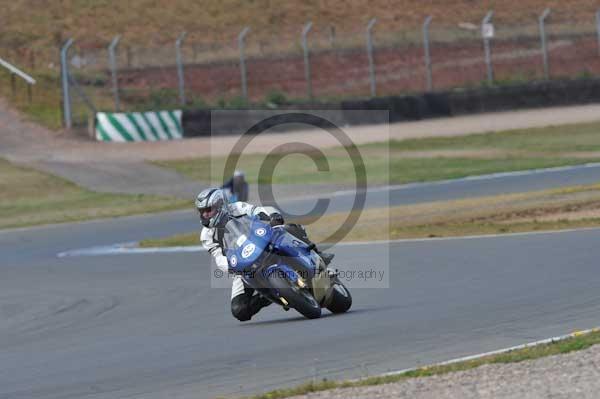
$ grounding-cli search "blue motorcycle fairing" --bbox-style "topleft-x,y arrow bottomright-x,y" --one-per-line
264,263 -> 299,283
225,218 -> 273,273
224,217 -> 320,302
270,227 -> 318,275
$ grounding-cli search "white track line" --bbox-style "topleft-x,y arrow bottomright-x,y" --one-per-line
311,162 -> 600,201
57,242 -> 204,258
57,226 -> 600,257
369,327 -> 600,381
334,226 -> 600,246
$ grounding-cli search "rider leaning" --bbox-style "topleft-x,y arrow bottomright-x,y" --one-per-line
196,188 -> 333,322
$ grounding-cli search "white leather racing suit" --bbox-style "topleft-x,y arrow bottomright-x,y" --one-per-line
200,201 -> 280,299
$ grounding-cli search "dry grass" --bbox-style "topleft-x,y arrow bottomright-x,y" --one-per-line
2,0 -> 598,50
157,120 -> 600,186
302,183 -> 600,242
0,158 -> 188,229
140,232 -> 199,248
138,182 -> 600,248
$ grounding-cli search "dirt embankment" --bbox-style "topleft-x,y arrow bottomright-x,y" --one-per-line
3,1 -> 598,49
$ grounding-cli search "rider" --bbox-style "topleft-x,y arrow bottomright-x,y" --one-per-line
221,170 -> 249,202
196,187 -> 334,322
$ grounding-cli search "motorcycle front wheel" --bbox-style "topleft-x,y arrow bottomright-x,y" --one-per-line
268,274 -> 321,319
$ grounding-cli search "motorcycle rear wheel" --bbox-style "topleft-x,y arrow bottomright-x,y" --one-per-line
325,279 -> 352,314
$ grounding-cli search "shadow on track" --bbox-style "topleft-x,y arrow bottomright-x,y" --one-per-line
241,304 -> 404,326
241,312 -> 337,326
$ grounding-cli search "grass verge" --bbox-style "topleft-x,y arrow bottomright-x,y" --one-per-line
0,158 -> 188,229
384,120 -> 600,153
154,121 -> 600,186
248,329 -> 600,399
139,182 -> 600,247
139,232 -> 198,248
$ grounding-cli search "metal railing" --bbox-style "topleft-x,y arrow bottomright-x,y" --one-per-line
0,57 -> 36,103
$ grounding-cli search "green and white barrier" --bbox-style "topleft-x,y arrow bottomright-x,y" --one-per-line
95,110 -> 183,142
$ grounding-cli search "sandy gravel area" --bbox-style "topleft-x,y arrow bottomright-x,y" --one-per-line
4,102 -> 600,164
291,344 -> 600,399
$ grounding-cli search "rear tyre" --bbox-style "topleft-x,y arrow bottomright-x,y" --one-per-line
325,279 -> 352,314
268,274 -> 321,319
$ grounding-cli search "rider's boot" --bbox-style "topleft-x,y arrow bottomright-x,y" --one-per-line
326,266 -> 339,278
307,242 -> 334,265
249,294 -> 271,316
255,295 -> 288,311
319,251 -> 335,266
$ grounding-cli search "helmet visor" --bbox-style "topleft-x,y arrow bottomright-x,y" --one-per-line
198,206 -> 218,220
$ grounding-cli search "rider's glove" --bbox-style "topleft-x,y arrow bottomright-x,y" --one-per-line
269,213 -> 284,226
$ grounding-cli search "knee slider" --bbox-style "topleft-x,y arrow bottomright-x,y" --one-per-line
231,297 -> 252,321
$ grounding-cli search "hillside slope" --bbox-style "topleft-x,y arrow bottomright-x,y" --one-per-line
1,0 -> 598,49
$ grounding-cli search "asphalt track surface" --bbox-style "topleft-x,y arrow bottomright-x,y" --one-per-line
2,165 -> 600,399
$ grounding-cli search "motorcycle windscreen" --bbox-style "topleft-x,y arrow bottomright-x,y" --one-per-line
223,216 -> 272,272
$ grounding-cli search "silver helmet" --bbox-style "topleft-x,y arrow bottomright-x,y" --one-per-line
195,188 -> 228,228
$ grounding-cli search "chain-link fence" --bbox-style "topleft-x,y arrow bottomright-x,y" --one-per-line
4,9 -> 600,129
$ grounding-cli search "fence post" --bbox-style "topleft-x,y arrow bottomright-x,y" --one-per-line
482,11 -> 494,85
423,16 -> 433,91
238,27 -> 251,102
539,8 -> 551,80
301,21 -> 313,99
108,35 -> 121,111
329,26 -> 336,47
10,73 -> 16,98
366,18 -> 377,97
60,38 -> 74,129
596,10 -> 600,56
176,31 -> 187,106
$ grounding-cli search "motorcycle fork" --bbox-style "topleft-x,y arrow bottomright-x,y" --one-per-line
307,253 -> 331,305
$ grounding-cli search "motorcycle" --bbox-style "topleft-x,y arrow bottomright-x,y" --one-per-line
223,216 -> 352,319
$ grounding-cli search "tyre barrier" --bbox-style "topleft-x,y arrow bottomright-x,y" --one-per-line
183,109 -> 352,137
179,78 -> 600,138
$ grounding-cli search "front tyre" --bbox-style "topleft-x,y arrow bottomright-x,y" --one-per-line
326,279 -> 352,314
268,275 -> 321,319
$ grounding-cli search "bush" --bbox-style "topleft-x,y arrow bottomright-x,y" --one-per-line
226,96 -> 248,109
264,90 -> 287,107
